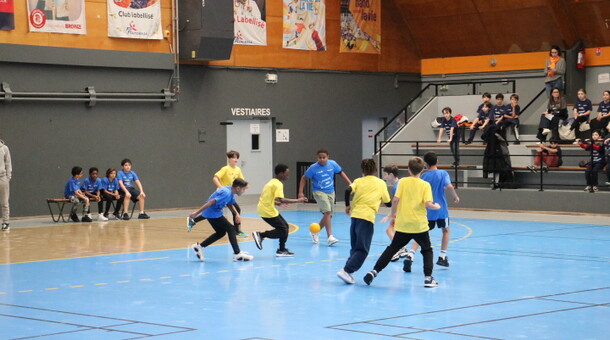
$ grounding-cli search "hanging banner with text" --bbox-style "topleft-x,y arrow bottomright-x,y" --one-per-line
340,0 -> 380,54
108,0 -> 162,39
282,0 -> 326,51
0,0 -> 15,30
27,0 -> 86,34
234,0 -> 267,46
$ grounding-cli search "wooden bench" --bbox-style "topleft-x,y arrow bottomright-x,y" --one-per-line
398,164 -> 478,170
410,143 -> 486,148
46,197 -> 137,222
513,166 -> 584,172
525,144 -> 581,148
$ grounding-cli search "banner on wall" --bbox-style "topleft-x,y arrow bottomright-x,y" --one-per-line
0,0 -> 15,30
340,0 -> 380,54
234,0 -> 266,45
282,0 -> 326,51
108,0 -> 162,39
27,0 -> 86,34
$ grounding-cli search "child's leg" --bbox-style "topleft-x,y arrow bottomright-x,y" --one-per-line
231,203 -> 243,234
413,231 -> 434,277
203,217 -> 240,254
409,220 -> 435,257
320,212 -> 332,236
385,224 -> 394,241
450,138 -> 460,164
373,231 -> 411,273
344,218 -> 374,273
261,215 -> 290,250
137,194 -> 145,212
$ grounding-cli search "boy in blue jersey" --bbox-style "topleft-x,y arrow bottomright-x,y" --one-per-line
100,168 -> 122,220
467,94 -> 492,144
298,149 -> 352,246
117,158 -> 149,220
188,178 -> 253,262
437,107 -> 460,166
64,166 -> 92,223
81,167 -> 104,221
404,152 -> 459,271
500,94 -> 521,144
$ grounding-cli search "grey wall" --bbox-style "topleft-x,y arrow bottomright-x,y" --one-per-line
0,47 -> 421,217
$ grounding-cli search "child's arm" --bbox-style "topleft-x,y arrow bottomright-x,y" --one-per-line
425,201 -> 441,210
437,127 -> 445,143
74,189 -> 88,202
470,118 -> 479,129
480,118 -> 489,129
388,196 -> 400,227
212,176 -> 223,189
134,179 -> 146,198
189,199 -> 216,218
445,184 -> 460,204
339,171 -> 352,185
447,127 -> 454,144
298,175 -> 307,198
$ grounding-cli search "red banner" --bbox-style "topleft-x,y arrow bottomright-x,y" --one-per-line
0,0 -> 15,30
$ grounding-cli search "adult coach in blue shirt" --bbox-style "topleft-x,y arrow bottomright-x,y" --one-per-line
298,149 -> 351,246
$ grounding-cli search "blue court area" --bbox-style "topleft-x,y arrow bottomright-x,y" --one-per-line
1,210 -> 609,340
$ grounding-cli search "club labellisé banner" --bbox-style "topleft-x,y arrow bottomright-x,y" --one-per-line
340,0 -> 380,54
27,0 -> 86,34
108,0 -> 162,39
283,0 -> 325,51
234,0 -> 266,46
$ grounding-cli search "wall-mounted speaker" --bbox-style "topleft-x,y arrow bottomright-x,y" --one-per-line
178,0 -> 234,61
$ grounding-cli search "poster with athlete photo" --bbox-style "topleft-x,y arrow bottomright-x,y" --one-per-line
340,0 -> 380,54
282,0 -> 325,51
27,0 -> 86,34
0,0 -> 15,30
108,0 -> 162,39
234,0 -> 266,46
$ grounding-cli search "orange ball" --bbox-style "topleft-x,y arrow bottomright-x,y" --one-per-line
309,222 -> 321,234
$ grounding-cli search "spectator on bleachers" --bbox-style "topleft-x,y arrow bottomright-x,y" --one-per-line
465,93 -> 491,144
500,94 -> 521,144
578,130 -> 606,193
590,90 -> 610,135
537,87 -> 568,143
570,88 -> 592,140
492,93 -> 507,135
436,107 -> 460,166
544,46 -> 565,98
527,139 -> 562,173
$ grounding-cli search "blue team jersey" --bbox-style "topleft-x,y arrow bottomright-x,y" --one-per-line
476,104 -> 487,121
305,160 -> 342,194
101,177 -> 120,192
420,169 -> 451,220
202,186 -> 236,219
117,170 -> 139,188
82,177 -> 102,193
391,179 -> 401,196
597,101 -> 610,115
493,104 -> 507,121
64,177 -> 81,198
504,104 -> 521,117
574,99 -> 592,114
486,109 -> 496,126
440,117 -> 459,137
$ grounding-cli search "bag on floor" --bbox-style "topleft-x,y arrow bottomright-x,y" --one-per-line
558,124 -> 575,140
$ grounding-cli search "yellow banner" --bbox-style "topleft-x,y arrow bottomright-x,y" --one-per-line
340,0 -> 380,54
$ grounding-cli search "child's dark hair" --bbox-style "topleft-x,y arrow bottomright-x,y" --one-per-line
316,148 -> 329,156
361,158 -> 376,176
106,168 -> 117,177
275,163 -> 289,175
510,93 -> 519,100
495,93 -> 504,100
71,166 -> 83,176
232,178 -> 248,188
382,165 -> 398,177
442,107 -> 452,114
408,157 -> 425,176
423,152 -> 438,166
482,92 -> 491,99
226,150 -> 240,159
549,138 -> 559,144
89,167 -> 98,175
483,102 -> 493,109
121,158 -> 131,166
577,88 -> 586,94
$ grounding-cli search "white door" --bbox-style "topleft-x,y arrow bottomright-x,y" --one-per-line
362,118 -> 385,158
226,120 -> 273,194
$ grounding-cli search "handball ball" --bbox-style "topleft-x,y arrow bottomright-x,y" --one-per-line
309,222 -> 321,233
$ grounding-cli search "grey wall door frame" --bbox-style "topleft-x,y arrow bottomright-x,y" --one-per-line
226,119 -> 273,195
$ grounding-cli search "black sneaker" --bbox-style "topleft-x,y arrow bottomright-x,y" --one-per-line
81,216 -> 93,223
252,232 -> 263,250
276,249 -> 294,257
363,270 -> 377,285
138,212 -> 150,219
1,223 -> 8,231
122,213 -> 130,220
403,257 -> 413,272
113,212 -> 122,220
70,213 -> 79,222
424,276 -> 439,288
436,256 -> 449,267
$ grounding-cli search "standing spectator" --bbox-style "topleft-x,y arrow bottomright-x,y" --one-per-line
537,88 -> 568,143
544,46 -> 565,98
578,130 -> 606,192
436,107 -> 460,166
0,139 -> 11,231
590,90 -> 610,135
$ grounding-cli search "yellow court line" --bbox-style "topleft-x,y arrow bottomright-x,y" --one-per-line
45,287 -> 59,290
217,270 -> 229,273
117,280 -> 130,283
94,283 -> 108,286
18,290 -> 33,293
70,285 -> 84,288
110,257 -> 169,264
160,276 -> 172,279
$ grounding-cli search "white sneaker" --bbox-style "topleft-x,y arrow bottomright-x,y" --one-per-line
311,232 -> 319,244
191,243 -> 204,261
584,186 -> 591,191
328,235 -> 339,246
233,251 -> 254,262
337,268 -> 355,284
542,128 -> 551,136
98,214 -> 108,221
391,248 -> 408,262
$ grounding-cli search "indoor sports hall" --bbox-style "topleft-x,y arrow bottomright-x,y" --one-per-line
1,0 -> 610,339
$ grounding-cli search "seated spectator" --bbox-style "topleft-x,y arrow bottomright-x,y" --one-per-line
82,167 -> 103,221
117,158 -> 150,220
590,90 -> 610,135
466,93 -> 491,144
64,166 -> 92,223
527,139 -> 562,173
537,88 -> 568,143
578,130 -> 606,192
570,88 -> 592,140
500,94 -> 521,144
101,168 -> 122,220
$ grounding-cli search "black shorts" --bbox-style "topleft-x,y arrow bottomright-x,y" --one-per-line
120,187 -> 140,202
428,218 -> 449,230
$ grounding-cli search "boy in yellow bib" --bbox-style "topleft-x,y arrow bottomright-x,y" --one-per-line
213,150 -> 247,237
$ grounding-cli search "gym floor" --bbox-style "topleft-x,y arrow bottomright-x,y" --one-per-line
1,203 -> 609,340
